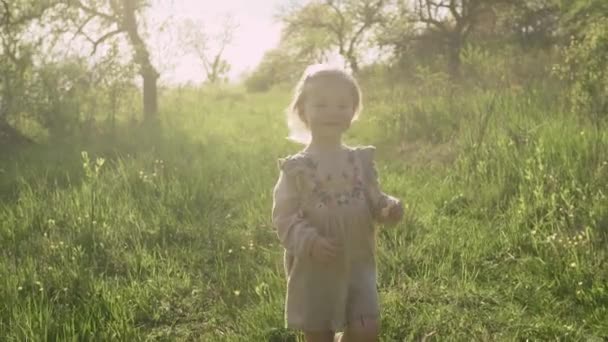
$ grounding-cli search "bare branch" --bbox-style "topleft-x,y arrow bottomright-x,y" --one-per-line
326,1 -> 346,52
417,0 -> 448,32
347,0 -> 384,56
70,13 -> 95,42
448,0 -> 462,21
69,0 -> 116,23
1,0 -> 9,26
90,28 -> 124,55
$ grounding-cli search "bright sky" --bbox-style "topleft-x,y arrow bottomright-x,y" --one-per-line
149,0 -> 286,84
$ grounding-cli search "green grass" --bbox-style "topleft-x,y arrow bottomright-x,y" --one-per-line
1,79 -> 607,341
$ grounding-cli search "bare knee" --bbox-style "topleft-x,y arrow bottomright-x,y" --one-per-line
344,317 -> 380,342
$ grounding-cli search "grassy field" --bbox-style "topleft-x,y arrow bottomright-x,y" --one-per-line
1,76 -> 607,341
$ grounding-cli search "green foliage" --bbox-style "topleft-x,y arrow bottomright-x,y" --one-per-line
3,64 -> 608,339
557,20 -> 608,129
2,0 -> 608,340
244,47 -> 308,92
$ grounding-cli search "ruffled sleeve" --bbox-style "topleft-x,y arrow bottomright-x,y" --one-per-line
271,155 -> 319,257
356,146 -> 401,222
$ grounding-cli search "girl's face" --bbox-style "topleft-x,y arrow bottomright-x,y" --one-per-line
301,76 -> 356,139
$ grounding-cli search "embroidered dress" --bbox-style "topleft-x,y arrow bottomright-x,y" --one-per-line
272,145 -> 398,331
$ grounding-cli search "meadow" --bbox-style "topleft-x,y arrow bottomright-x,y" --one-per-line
1,71 -> 607,341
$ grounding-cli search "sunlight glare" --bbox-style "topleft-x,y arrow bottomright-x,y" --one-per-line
149,0 -> 284,84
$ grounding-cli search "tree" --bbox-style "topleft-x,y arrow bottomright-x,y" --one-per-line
559,0 -> 608,34
496,0 -> 560,49
281,0 -> 388,73
557,0 -> 608,135
244,45 -> 310,92
375,0 -> 415,61
411,0 -> 493,79
0,0 -> 63,143
180,15 -> 237,84
68,0 -> 159,123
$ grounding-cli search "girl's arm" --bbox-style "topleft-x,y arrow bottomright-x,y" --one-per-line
359,146 -> 403,224
272,168 -> 319,257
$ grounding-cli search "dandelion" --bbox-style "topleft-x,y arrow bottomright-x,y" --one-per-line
570,262 -> 577,268
531,230 -> 536,235
47,219 -> 56,228
240,246 -> 246,250
228,249 -> 233,254
578,282 -> 583,286
233,290 -> 240,296
17,286 -> 22,291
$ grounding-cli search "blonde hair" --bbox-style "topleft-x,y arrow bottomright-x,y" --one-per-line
286,63 -> 363,144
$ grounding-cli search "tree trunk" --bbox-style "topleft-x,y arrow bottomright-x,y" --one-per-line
142,66 -> 158,123
122,0 -> 159,124
447,33 -> 462,80
346,54 -> 359,74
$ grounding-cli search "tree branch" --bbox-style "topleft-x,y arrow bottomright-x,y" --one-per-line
326,1 -> 346,53
417,0 -> 448,33
90,28 -> 123,55
70,13 -> 95,42
448,0 -> 462,21
347,0 -> 384,56
1,0 -> 9,27
69,0 -> 116,23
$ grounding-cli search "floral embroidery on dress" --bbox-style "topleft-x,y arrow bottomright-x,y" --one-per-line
280,148 -> 372,209
308,150 -> 366,207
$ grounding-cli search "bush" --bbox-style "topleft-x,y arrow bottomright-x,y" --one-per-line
557,20 -> 608,130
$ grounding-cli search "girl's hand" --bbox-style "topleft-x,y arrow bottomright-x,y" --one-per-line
310,237 -> 341,262
381,199 -> 403,224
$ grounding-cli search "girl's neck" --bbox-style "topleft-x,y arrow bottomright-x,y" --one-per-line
306,133 -> 345,154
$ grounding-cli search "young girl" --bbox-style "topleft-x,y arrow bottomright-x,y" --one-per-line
272,64 -> 403,342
